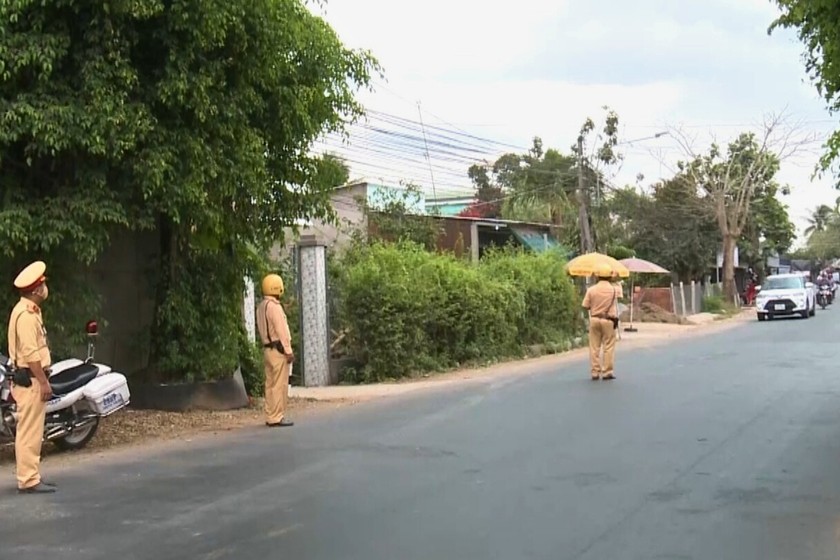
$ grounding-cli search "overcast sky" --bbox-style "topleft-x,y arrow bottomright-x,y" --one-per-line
313,0 -> 839,246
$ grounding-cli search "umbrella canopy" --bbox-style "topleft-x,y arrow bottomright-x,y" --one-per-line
619,257 -> 669,274
566,252 -> 630,278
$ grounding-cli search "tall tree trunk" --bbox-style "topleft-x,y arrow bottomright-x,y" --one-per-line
149,215 -> 181,381
722,234 -> 737,304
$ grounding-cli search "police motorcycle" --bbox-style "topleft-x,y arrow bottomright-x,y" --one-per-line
0,320 -> 131,451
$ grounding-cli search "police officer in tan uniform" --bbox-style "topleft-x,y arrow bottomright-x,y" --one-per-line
582,264 -> 622,381
7,261 -> 56,494
256,273 -> 294,428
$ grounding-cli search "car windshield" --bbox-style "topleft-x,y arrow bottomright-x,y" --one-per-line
763,277 -> 803,290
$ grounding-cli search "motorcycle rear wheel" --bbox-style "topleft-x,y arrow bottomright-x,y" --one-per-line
53,417 -> 99,452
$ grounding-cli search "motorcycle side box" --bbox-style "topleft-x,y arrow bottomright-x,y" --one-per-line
82,373 -> 130,417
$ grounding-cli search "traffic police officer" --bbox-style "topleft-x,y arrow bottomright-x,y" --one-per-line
8,261 -> 56,493
256,273 -> 294,427
582,264 -> 622,381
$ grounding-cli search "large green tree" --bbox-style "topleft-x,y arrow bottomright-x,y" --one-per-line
457,164 -> 505,219
0,0 -> 378,380
605,179 -> 720,282
804,202 -> 839,237
739,182 -> 796,277
674,127 -> 792,301
771,2 -> 840,179
497,137 -> 578,234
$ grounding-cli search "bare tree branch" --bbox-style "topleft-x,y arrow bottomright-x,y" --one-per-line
660,110 -> 820,301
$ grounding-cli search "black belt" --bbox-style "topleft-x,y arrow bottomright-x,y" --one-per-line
13,367 -> 51,375
263,341 -> 287,353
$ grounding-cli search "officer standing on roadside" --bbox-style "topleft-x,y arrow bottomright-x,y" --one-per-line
256,273 -> 295,428
582,264 -> 621,381
7,261 -> 56,494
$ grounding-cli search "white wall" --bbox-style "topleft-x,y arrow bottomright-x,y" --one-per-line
272,182 -> 368,260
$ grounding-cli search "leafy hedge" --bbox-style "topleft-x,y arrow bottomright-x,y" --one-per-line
333,242 -> 584,382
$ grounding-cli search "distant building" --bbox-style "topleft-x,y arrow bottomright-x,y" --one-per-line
423,215 -> 566,263
425,196 -> 476,217
274,181 -> 567,262
273,180 -> 423,258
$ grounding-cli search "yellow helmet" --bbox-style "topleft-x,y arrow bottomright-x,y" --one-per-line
596,264 -> 614,279
261,273 -> 285,297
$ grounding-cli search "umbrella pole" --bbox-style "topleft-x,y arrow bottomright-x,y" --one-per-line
625,275 -> 638,332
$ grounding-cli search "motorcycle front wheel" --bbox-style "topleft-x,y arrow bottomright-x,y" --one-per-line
53,416 -> 99,452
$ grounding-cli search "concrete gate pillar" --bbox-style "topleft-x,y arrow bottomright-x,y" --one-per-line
296,235 -> 330,387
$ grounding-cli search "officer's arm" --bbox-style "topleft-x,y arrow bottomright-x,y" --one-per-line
582,289 -> 591,310
269,303 -> 293,355
17,314 -> 49,388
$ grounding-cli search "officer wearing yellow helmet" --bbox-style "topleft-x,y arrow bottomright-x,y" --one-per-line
256,273 -> 295,427
581,263 -> 622,381
7,261 -> 56,493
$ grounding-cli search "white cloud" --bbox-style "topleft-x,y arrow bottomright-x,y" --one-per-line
314,0 -> 839,243
315,0 -> 568,79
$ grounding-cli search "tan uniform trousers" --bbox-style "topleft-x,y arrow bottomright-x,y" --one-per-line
589,317 -> 617,377
12,378 -> 46,489
263,348 -> 290,424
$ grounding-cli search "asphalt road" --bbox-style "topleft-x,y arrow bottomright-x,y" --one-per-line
3,310 -> 840,560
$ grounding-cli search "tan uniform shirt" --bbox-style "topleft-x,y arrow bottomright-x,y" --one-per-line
7,298 -> 51,369
582,280 -> 622,318
256,297 -> 292,353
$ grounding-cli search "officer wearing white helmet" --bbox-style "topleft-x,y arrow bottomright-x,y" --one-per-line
582,263 -> 621,381
255,273 -> 294,427
7,261 -> 56,493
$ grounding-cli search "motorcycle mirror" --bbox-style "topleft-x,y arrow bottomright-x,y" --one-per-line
85,320 -> 99,336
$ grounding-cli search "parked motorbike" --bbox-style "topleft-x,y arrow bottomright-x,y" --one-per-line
0,320 -> 130,451
818,285 -> 833,310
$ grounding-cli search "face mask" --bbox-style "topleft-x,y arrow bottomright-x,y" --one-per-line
40,285 -> 49,301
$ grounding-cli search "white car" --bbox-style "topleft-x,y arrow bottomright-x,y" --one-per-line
755,273 -> 816,321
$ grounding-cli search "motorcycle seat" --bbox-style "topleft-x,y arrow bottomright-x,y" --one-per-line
50,363 -> 100,396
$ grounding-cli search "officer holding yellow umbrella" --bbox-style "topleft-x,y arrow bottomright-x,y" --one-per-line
566,253 -> 628,380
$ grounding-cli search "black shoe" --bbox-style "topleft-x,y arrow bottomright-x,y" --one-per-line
18,484 -> 56,494
602,374 -> 616,380
40,480 -> 57,488
266,419 -> 294,428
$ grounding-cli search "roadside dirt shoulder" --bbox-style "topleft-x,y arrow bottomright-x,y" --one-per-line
289,309 -> 753,402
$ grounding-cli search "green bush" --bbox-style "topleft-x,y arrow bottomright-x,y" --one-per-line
480,246 -> 582,345
238,324 -> 264,397
333,241 -> 583,382
702,295 -> 724,313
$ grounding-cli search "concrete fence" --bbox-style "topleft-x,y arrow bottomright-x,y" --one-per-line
669,281 -> 727,317
631,281 -> 730,317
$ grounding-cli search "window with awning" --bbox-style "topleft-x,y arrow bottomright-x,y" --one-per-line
509,225 -> 562,253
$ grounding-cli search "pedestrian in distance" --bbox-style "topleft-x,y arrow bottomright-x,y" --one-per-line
256,273 -> 295,428
582,264 -> 622,381
7,261 -> 56,494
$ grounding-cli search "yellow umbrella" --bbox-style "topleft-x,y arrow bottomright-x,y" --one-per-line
565,252 -> 630,278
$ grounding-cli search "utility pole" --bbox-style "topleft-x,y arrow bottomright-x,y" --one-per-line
577,137 -> 594,254
416,101 -> 438,205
